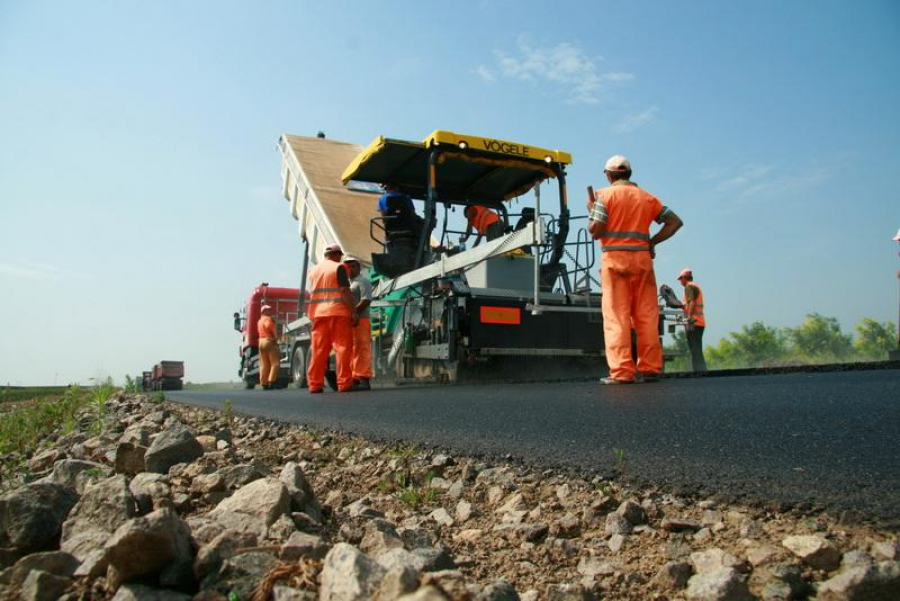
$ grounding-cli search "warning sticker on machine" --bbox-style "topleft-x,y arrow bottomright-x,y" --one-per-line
480,306 -> 521,325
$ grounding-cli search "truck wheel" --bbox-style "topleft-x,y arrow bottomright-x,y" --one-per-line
243,374 -> 258,389
291,346 -> 308,389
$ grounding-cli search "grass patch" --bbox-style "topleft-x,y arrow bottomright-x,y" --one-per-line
0,386 -> 69,405
0,385 -> 92,488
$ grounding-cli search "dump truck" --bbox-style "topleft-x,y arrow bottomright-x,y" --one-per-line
233,283 -> 301,389
276,131 -> 610,386
142,361 -> 184,391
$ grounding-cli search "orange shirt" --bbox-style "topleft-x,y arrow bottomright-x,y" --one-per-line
258,314 -> 277,340
467,206 -> 500,235
591,181 -> 669,254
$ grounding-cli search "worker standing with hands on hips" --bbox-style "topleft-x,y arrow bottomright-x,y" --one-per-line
675,269 -> 708,372
257,305 -> 280,390
343,256 -> 374,391
461,205 -> 504,245
588,155 -> 684,384
305,243 -> 358,393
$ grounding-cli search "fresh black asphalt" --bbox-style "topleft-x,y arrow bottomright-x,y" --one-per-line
167,369 -> 900,528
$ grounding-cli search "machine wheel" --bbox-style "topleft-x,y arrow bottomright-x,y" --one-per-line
243,373 -> 258,389
291,345 -> 308,389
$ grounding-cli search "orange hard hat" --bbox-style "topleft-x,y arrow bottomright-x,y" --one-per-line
677,269 -> 692,280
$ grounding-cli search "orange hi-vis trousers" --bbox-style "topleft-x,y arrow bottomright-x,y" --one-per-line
258,338 -> 280,387
307,316 -> 353,392
600,250 -> 663,381
351,317 -> 374,379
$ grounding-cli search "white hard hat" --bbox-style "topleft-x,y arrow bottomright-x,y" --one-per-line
893,228 -> 900,242
261,304 -> 272,311
604,155 -> 631,172
677,269 -> 693,280
342,255 -> 360,264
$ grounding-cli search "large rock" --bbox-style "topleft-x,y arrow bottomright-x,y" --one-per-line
817,560 -> 900,600
203,551 -> 279,600
360,519 -> 404,555
219,461 -> 271,490
113,442 -> 146,476
320,543 -> 387,600
144,422 -> 203,474
782,535 -> 842,571
685,567 -> 752,601
0,551 -> 79,586
208,477 -> 291,537
104,507 -> 194,589
21,569 -> 71,601
61,475 -> 137,542
194,529 -> 258,581
44,459 -> 110,494
0,483 -> 78,551
280,462 -> 322,521
111,583 -> 192,600
129,473 -> 172,515
690,547 -> 750,574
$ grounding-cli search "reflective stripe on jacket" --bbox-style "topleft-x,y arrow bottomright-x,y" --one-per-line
594,181 -> 668,253
469,206 -> 500,235
307,259 -> 351,319
684,282 -> 706,328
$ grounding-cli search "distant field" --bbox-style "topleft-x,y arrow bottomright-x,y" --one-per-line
0,386 -> 69,405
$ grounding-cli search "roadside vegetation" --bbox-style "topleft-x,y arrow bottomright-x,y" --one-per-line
0,383 -> 106,490
0,385 -> 70,405
665,314 -> 897,371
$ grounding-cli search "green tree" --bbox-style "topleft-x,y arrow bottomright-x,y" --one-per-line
706,321 -> 789,368
787,313 -> 852,362
853,318 -> 898,360
663,329 -> 691,372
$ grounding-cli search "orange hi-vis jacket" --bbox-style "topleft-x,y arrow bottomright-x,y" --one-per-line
257,315 -> 277,341
307,259 -> 351,320
593,181 -> 667,253
468,205 -> 500,235
684,282 -> 706,328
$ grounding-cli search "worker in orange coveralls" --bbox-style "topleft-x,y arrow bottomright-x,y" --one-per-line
461,205 -> 504,244
675,269 -> 708,373
257,304 -> 280,390
305,243 -> 358,393
343,256 -> 374,391
588,155 -> 683,384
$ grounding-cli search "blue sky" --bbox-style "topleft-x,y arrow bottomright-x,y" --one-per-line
1,1 -> 898,385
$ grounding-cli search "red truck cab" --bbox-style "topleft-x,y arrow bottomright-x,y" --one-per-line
234,283 -> 300,388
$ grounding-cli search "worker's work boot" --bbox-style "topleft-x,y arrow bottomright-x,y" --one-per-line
638,373 -> 661,383
353,378 -> 371,391
601,377 -> 635,385
309,387 -> 323,394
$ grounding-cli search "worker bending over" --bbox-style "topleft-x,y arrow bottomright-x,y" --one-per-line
306,244 -> 358,393
343,255 -> 374,391
257,304 -> 280,390
461,205 -> 504,245
588,155 -> 683,384
676,269 -> 708,372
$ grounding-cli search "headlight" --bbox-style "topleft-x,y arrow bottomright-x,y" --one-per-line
544,155 -> 553,163
458,141 -> 468,150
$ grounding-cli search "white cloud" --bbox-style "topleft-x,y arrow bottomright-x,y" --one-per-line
614,106 -> 660,133
709,163 -> 829,212
487,38 -> 633,105
0,261 -> 89,280
475,65 -> 495,83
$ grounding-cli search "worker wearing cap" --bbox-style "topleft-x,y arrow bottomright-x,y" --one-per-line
588,155 -> 683,384
676,269 -> 708,372
461,205 -> 504,244
305,243 -> 358,393
343,256 -> 374,390
257,305 -> 280,389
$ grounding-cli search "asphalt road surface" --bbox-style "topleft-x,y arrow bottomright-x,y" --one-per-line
168,369 -> 900,528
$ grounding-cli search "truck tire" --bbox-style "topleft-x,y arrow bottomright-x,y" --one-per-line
291,345 -> 308,389
243,373 -> 258,389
